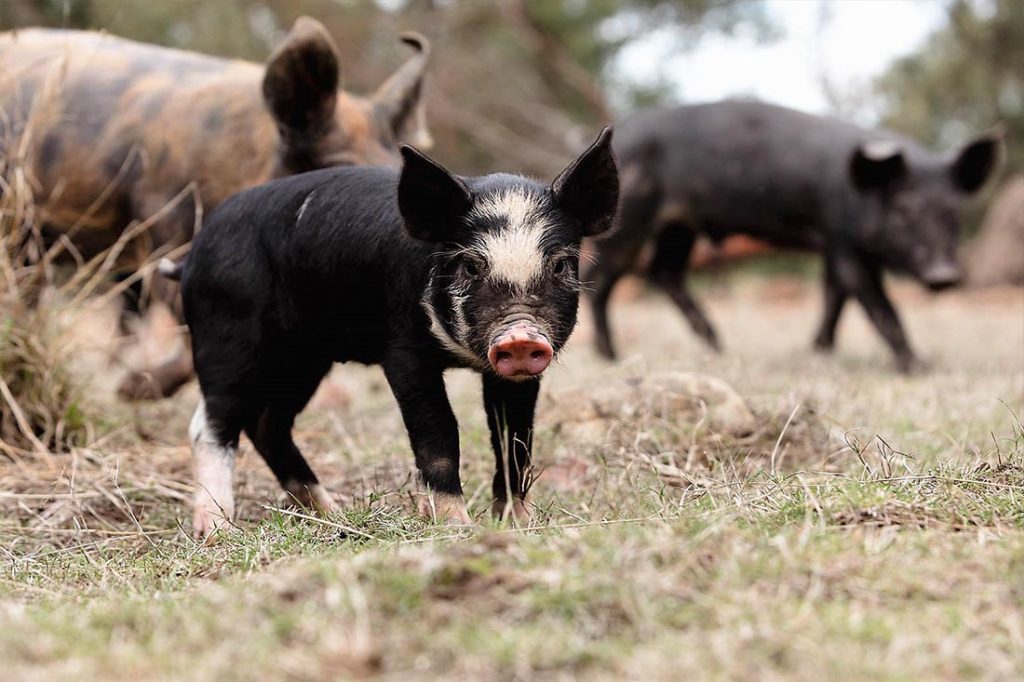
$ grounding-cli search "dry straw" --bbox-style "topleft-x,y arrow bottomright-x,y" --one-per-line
0,64 -> 173,456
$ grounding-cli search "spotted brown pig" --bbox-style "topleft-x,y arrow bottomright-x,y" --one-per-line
0,17 -> 431,397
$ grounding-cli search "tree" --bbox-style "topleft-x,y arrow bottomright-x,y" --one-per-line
875,0 -> 1023,176
1,0 -> 773,176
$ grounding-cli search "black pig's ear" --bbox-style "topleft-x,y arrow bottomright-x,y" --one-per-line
263,16 -> 340,137
850,140 -> 907,193
398,146 -> 473,242
552,127 -> 619,237
951,129 -> 1003,194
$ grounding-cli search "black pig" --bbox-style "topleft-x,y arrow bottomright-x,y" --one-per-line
587,100 -> 1001,371
178,129 -> 618,537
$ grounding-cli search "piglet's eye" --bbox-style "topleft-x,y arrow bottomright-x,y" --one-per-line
461,259 -> 483,280
554,257 -> 573,276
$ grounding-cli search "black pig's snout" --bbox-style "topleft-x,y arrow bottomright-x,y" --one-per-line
921,262 -> 962,292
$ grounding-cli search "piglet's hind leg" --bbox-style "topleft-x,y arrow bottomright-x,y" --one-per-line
246,408 -> 337,517
243,359 -> 337,516
190,399 -> 238,540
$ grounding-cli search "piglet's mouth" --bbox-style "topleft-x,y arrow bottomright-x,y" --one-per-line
487,321 -> 553,379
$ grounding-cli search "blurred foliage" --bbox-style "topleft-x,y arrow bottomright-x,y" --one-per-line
0,0 -> 772,177
876,0 -> 1023,176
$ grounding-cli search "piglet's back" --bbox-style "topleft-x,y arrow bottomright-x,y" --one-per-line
186,166 -> 407,281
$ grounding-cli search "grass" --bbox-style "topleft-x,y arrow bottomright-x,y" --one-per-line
0,272 -> 1022,680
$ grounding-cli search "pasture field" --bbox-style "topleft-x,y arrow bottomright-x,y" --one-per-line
1,269 -> 1022,680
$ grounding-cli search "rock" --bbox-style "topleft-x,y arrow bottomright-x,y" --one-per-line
544,371 -> 757,446
644,372 -> 757,437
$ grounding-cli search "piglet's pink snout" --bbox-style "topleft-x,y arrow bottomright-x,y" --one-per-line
488,323 -> 553,378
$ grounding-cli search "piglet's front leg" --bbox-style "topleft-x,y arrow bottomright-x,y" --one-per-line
384,351 -> 473,525
483,375 -> 540,525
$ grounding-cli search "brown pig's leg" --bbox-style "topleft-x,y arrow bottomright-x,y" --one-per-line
117,344 -> 194,401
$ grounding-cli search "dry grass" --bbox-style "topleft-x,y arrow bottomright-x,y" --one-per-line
0,76 -> 194,453
0,144 -> 93,454
0,260 -> 1022,679
0,104 -> 194,456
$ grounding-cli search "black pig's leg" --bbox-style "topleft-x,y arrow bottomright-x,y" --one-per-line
813,261 -> 848,351
483,374 -> 540,523
585,257 -> 632,361
647,222 -> 721,351
244,356 -> 335,513
383,351 -> 471,524
585,166 -> 659,361
847,260 -> 916,372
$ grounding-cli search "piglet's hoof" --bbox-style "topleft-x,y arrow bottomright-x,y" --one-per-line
491,497 -> 533,526
812,337 -> 835,354
192,503 -> 233,544
594,338 -> 617,362
118,354 -> 193,401
419,492 -> 474,526
284,482 -> 338,515
895,354 -> 928,375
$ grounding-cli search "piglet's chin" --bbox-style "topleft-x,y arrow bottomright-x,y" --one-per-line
487,322 -> 553,380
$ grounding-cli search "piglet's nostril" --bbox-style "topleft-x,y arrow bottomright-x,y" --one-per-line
487,322 -> 553,379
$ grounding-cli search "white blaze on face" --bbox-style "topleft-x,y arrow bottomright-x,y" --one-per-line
470,188 -> 550,288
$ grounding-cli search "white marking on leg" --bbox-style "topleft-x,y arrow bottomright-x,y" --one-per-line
189,399 -> 237,538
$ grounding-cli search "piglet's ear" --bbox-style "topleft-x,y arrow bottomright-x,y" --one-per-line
951,129 -> 1003,194
398,146 -> 473,242
552,127 -> 619,237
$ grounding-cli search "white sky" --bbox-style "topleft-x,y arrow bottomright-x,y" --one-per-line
614,0 -> 947,124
